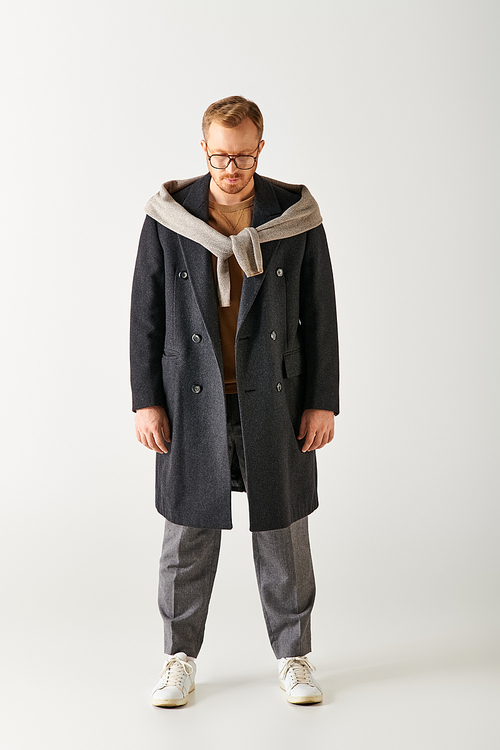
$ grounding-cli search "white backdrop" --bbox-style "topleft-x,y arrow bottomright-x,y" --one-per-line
1,0 -> 499,747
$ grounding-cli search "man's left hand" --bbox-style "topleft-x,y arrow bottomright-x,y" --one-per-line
297,409 -> 335,452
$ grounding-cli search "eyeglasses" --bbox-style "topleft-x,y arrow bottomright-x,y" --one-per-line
207,145 -> 260,170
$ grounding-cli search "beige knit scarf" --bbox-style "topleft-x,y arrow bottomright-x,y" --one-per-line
145,175 -> 322,307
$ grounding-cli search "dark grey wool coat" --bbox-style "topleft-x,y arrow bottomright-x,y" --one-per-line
130,173 -> 339,531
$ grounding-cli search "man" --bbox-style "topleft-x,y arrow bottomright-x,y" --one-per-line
130,95 -> 339,707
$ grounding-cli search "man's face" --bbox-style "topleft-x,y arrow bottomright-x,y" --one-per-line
201,118 -> 264,196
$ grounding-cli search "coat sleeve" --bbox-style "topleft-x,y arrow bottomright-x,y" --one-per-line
130,215 -> 167,412
299,223 -> 340,415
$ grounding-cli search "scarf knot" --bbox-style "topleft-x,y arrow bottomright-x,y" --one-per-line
231,227 -> 262,277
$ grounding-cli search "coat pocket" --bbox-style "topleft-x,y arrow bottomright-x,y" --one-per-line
283,348 -> 306,379
282,348 -> 306,433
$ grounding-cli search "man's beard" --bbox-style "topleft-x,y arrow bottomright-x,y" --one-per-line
212,169 -> 253,194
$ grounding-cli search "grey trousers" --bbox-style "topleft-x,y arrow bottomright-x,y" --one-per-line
157,395 -> 316,659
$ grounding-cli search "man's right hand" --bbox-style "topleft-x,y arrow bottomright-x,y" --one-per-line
135,406 -> 171,454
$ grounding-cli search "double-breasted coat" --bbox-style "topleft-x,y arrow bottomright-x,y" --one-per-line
130,173 -> 339,531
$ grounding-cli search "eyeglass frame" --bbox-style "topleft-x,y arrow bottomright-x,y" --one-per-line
206,143 -> 262,170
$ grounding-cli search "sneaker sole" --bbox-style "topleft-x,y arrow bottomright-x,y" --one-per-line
280,682 -> 323,704
152,683 -> 195,708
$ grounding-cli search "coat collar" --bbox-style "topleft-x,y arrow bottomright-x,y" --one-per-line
251,173 -> 285,226
178,172 -> 211,222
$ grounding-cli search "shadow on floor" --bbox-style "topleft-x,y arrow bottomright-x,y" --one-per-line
320,634 -> 500,696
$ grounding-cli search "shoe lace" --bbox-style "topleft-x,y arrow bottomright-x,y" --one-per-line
279,657 -> 316,687
158,655 -> 193,689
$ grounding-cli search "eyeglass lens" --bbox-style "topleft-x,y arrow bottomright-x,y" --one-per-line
209,155 -> 256,169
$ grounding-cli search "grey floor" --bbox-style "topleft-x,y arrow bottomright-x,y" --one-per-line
3,497 -> 499,750
2,626 -> 499,750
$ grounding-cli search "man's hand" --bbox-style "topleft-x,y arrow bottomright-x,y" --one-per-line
297,409 -> 335,452
135,406 -> 171,454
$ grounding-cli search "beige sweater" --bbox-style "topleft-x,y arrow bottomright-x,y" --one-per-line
145,175 -> 323,307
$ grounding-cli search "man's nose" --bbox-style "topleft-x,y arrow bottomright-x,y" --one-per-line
226,159 -> 238,173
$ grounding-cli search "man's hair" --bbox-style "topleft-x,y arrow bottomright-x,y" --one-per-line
202,95 -> 264,142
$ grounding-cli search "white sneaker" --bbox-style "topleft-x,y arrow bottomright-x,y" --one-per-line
278,656 -> 323,704
151,652 -> 196,707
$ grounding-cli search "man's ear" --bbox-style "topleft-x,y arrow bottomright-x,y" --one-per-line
258,139 -> 265,155
200,140 -> 208,154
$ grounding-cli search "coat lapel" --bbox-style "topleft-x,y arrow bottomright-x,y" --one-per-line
237,174 -> 283,333
176,175 -> 224,373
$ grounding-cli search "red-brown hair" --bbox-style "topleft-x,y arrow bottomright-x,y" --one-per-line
202,95 -> 264,141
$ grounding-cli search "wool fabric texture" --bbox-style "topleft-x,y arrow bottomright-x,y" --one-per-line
145,176 -> 323,307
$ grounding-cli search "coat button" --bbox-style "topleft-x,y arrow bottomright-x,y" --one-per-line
191,333 -> 202,343
276,268 -> 283,277
179,270 -> 188,279
192,384 -> 202,394
276,382 -> 282,392
270,330 -> 277,341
